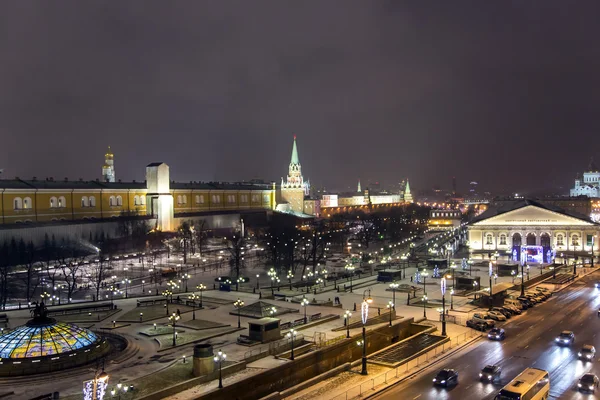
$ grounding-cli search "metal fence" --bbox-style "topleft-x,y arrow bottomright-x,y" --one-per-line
243,334 -> 305,361
330,329 -> 481,400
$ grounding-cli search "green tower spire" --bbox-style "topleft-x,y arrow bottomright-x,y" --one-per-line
290,135 -> 300,165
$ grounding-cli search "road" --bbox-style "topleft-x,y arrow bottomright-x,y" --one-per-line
374,272 -> 600,400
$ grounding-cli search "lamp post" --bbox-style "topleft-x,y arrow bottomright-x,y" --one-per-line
520,263 -> 525,296
236,277 -> 244,292
422,295 -> 428,319
162,289 -> 172,316
421,270 -> 429,296
168,312 -> 180,347
511,269 -> 516,284
189,293 -> 198,320
195,283 -> 206,308
256,274 -> 260,290
344,310 -> 352,338
468,258 -> 473,276
389,283 -> 398,311
287,329 -> 297,360
345,265 -> 355,292
360,290 -> 373,376
182,273 -> 190,292
440,277 -> 447,336
214,349 -> 226,389
526,265 -> 530,281
234,298 -> 244,328
488,262 -> 493,311
450,262 -> 457,288
450,288 -> 454,311
301,297 -> 309,324
387,300 -> 394,327
287,270 -> 293,290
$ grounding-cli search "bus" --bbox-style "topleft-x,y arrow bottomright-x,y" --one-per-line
495,368 -> 550,400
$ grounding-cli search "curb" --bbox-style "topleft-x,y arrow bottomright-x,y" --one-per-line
362,334 -> 483,400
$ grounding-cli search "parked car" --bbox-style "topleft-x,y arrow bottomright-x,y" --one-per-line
472,313 -> 496,327
579,345 -> 596,361
505,300 -> 525,310
433,369 -> 459,387
526,292 -> 546,302
534,287 -> 552,297
579,374 -> 600,393
479,365 -> 501,383
487,328 -> 506,341
492,307 -> 511,318
555,331 -> 575,346
517,297 -> 534,307
467,319 -> 488,331
502,305 -> 521,315
487,311 -> 507,321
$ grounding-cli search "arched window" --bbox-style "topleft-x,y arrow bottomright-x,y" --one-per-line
540,233 -> 551,247
109,196 -> 115,206
572,234 -> 580,246
485,234 -> 493,245
140,196 -> 145,206
526,233 -> 536,246
195,195 -> 200,204
89,196 -> 96,207
58,196 -> 66,208
182,195 -> 187,204
81,197 -> 88,207
134,196 -> 139,206
177,195 -> 182,205
556,234 -> 564,246
13,197 -> 22,210
50,197 -> 57,208
499,234 -> 507,245
116,196 -> 122,206
23,197 -> 31,209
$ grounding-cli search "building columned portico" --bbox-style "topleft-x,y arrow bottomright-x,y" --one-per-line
468,200 -> 600,261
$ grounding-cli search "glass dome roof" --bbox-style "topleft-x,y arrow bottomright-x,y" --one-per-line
0,321 -> 99,359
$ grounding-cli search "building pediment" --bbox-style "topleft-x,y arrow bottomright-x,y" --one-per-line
471,205 -> 595,227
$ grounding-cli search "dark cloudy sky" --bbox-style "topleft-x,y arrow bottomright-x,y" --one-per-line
1,1 -> 599,195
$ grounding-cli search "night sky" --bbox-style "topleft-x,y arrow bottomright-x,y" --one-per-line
1,2 -> 600,195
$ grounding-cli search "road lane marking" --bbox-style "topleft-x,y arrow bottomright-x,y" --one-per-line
412,395 -> 421,399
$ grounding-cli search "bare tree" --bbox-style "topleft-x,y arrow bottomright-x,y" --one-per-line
227,231 -> 245,279
192,219 -> 208,256
89,255 -> 110,302
21,240 -> 40,303
177,221 -> 193,263
60,262 -> 82,303
0,241 -> 11,310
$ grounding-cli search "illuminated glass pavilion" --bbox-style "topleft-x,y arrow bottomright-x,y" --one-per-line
0,321 -> 99,358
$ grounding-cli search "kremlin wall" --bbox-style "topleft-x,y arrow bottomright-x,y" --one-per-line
0,138 -> 412,244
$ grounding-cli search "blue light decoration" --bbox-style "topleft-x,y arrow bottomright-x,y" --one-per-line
461,258 -> 468,270
83,378 -> 108,400
433,266 -> 440,278
415,271 -> 421,284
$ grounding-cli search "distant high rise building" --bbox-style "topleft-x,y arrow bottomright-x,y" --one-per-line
102,146 -> 115,183
404,179 -> 413,203
357,179 -> 361,193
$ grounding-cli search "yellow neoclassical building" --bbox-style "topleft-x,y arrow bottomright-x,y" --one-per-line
0,168 -> 276,228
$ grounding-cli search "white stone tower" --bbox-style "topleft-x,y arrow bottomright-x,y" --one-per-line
102,146 -> 115,183
357,179 -> 362,193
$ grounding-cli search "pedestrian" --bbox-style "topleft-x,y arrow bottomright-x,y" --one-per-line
353,302 -> 357,311
378,307 -> 381,316
177,309 -> 181,317
410,276 -> 413,282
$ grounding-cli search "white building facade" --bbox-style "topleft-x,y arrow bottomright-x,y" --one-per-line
468,200 -> 600,262
570,158 -> 600,197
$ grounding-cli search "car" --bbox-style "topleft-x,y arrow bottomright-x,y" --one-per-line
479,365 -> 501,383
523,294 -> 541,303
535,287 -> 552,295
528,291 -> 549,300
578,374 -> 600,393
467,319 -> 488,331
578,345 -> 596,361
487,311 -> 507,321
526,292 -> 546,302
517,297 -> 534,307
503,305 -> 521,315
487,328 -> 506,340
473,313 -> 496,324
555,331 -> 575,345
505,300 -> 525,310
492,307 -> 512,318
433,369 -> 458,387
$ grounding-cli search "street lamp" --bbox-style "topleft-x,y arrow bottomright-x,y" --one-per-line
287,270 -> 294,290
345,265 -> 355,292
196,284 -> 206,308
387,300 -> 394,327
440,277 -> 447,336
421,269 -> 429,296
301,297 -> 309,324
234,298 -> 244,328
422,295 -> 428,318
287,329 -> 297,360
256,274 -> 260,290
214,349 -> 226,389
449,262 -> 457,288
360,290 -> 372,376
488,262 -> 493,311
189,293 -> 198,320
344,310 -> 352,338
162,289 -> 172,316
236,277 -> 244,291
122,279 -> 131,298
389,283 -> 398,311
450,288 -> 454,311
168,312 -> 180,347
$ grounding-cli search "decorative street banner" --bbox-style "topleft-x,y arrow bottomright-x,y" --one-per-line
440,277 -> 446,296
361,301 -> 369,325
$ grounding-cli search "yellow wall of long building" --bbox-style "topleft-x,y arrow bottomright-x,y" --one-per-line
0,187 -> 274,225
